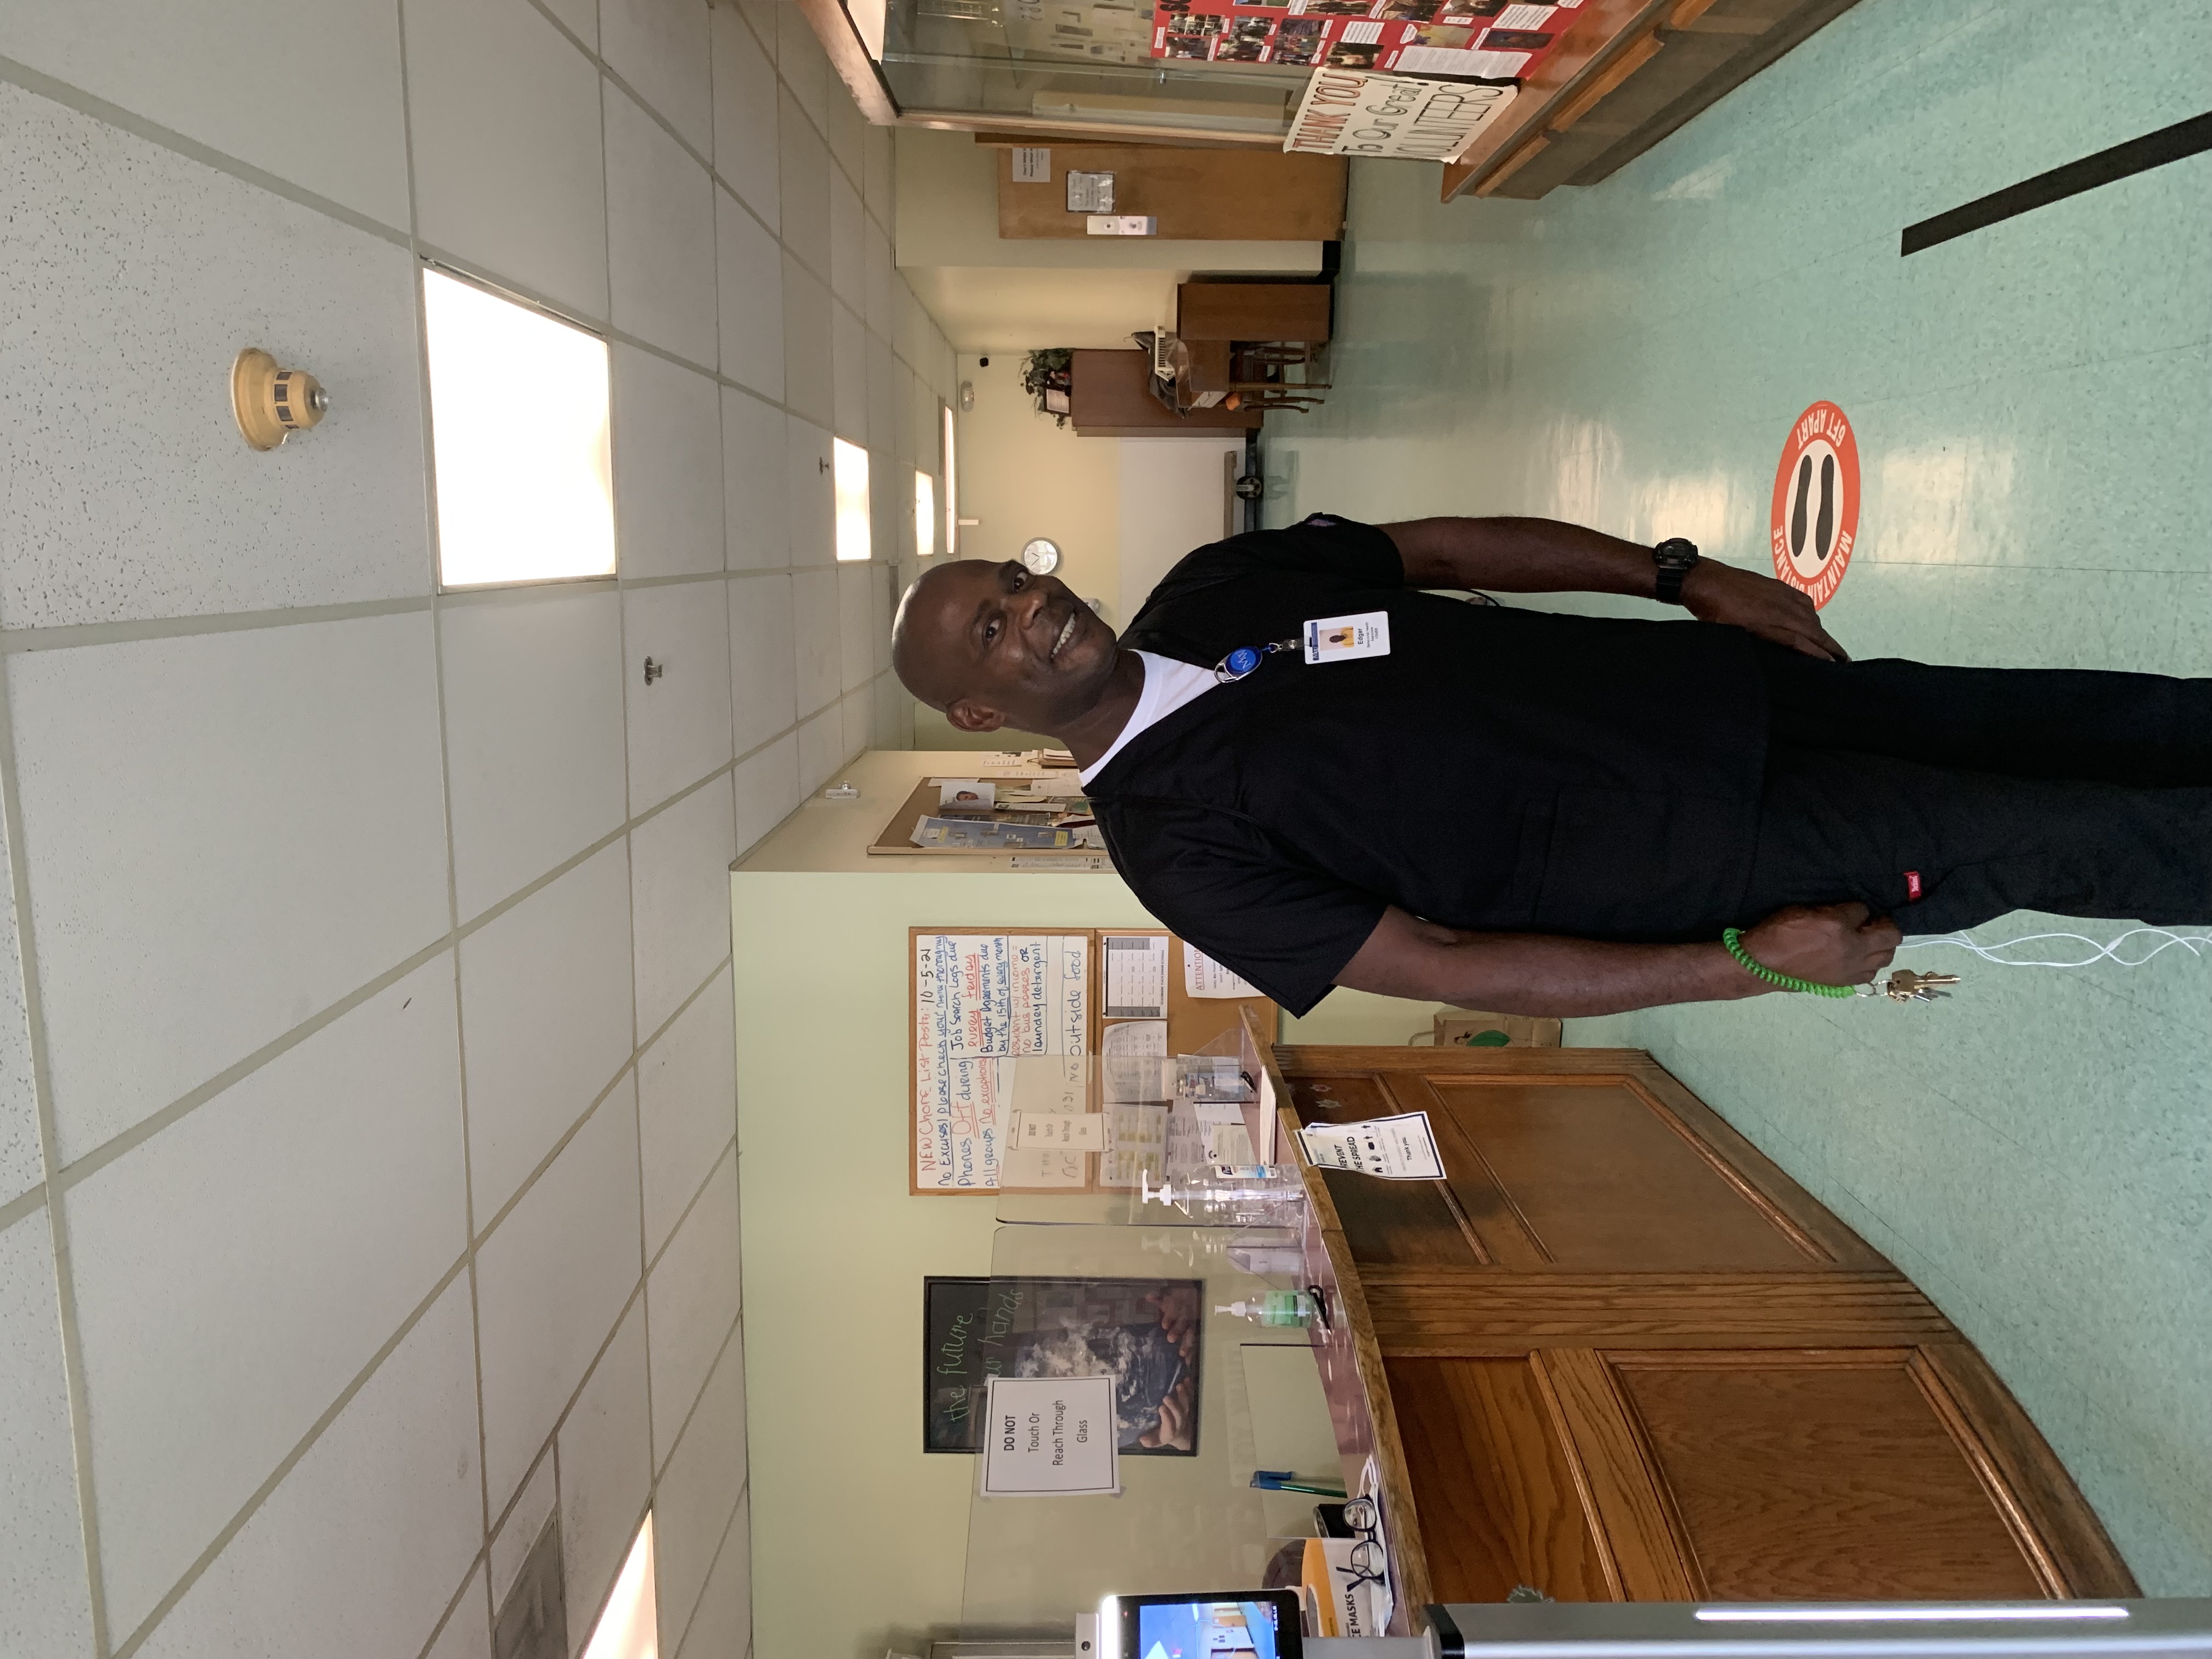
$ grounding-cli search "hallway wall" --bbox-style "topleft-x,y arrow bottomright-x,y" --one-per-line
0,2 -> 951,1655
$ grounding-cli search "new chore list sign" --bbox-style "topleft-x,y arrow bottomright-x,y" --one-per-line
912,932 -> 1090,1193
978,1374 -> 1120,1497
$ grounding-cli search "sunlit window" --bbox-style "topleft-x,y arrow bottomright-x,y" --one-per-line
914,470 -> 936,559
833,438 -> 871,563
422,267 -> 615,589
581,1513 -> 657,1659
941,404 -> 958,557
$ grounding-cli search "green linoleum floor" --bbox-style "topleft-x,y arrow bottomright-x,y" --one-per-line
1262,0 -> 2212,1596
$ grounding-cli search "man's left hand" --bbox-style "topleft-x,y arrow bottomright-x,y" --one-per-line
1679,562 -> 1848,661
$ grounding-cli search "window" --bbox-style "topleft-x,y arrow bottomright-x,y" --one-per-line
914,470 -> 936,560
580,1514 -> 657,1659
833,438 -> 871,563
422,267 -> 615,589
941,404 -> 959,557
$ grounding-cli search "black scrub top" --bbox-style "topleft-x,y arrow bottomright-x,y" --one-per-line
1083,515 -> 1774,1015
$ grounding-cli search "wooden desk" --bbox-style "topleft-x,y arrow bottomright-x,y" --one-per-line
1069,348 -> 1262,437
1260,1037 -> 2137,1620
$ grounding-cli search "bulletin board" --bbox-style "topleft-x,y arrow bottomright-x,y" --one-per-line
1149,0 -> 1575,78
909,927 -> 1276,1197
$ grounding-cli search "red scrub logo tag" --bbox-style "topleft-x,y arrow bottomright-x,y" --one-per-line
1770,400 -> 1860,609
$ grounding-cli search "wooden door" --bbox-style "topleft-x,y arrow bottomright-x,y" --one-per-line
1275,1043 -> 2138,1604
996,144 -> 1347,241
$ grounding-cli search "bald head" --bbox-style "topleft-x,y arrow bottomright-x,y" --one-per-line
891,557 -> 1121,738
890,564 -> 967,712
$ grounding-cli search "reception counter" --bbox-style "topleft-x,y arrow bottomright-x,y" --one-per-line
1267,1026 -> 2139,1612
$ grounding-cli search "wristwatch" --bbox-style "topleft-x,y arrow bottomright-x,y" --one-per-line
1652,537 -> 1700,605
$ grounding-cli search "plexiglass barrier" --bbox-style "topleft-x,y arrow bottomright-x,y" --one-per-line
878,0 -> 1305,140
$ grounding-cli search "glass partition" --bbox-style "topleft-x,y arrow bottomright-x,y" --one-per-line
952,1219 -> 1333,1638
879,0 -> 1306,142
991,1016 -> 1285,1232
956,1011 -> 1414,1643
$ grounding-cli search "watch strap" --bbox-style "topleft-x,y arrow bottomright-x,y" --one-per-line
1652,537 -> 1699,606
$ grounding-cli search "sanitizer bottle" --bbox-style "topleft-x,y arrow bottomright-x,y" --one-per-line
1215,1291 -> 1314,1327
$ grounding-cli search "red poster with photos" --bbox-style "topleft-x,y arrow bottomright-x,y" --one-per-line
1150,0 -> 1578,76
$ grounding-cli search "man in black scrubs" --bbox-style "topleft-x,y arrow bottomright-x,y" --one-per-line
890,514 -> 2212,1018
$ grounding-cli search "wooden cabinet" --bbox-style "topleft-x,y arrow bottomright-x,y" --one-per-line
1443,0 -> 1864,201
1177,281 -> 1333,345
1278,1043 -> 2137,1605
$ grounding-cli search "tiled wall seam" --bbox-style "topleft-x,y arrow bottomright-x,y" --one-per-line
0,634 -> 110,1651
96,932 -> 737,1659
0,48 -> 949,435
672,1473 -> 752,1659
413,1542 -> 500,1659
48,755 -> 723,1200
37,650 -> 886,1644
647,1313 -> 750,1642
38,647 -> 888,1221
646,1136 -> 740,1282
8,684 -> 872,1644
395,0 -> 505,1590
5,0 -> 920,1646
0,572 -> 889,659
101,1248 -> 481,1659
510,0 -> 929,385
0,51 -> 416,252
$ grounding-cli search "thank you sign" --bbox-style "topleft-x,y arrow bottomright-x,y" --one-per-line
978,1374 -> 1121,1497
1285,69 -> 1518,161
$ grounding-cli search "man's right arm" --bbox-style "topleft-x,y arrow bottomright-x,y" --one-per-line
1335,903 -> 1902,1016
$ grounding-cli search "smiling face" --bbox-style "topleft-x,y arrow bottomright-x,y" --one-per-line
892,558 -> 1119,736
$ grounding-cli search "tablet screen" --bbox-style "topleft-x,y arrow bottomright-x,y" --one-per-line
1131,1596 -> 1289,1659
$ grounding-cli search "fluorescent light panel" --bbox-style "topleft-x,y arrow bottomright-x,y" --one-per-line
915,470 -> 937,559
580,1514 -> 658,1659
423,268 -> 616,589
942,404 -> 958,557
834,438 -> 871,563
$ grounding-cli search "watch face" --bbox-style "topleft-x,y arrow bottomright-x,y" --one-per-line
1654,537 -> 1700,569
1019,538 -> 1061,575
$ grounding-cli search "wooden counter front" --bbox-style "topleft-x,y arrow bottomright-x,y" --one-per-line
1271,1042 -> 2137,1611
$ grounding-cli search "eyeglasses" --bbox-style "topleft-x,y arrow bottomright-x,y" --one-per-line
1338,1498 -> 1387,1592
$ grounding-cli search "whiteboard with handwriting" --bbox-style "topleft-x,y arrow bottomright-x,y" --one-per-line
913,933 -> 1090,1192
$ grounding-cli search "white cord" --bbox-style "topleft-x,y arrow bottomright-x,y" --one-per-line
1898,927 -> 2212,969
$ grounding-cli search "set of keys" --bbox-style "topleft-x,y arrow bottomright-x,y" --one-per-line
1869,968 -> 1961,1003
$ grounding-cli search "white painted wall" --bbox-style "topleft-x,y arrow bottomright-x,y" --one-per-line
0,5 -> 953,1656
1118,437 -> 1245,624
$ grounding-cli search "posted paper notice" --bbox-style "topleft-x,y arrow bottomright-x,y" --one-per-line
1183,946 -> 1262,1000
979,1374 -> 1120,1497
1295,1111 -> 1445,1180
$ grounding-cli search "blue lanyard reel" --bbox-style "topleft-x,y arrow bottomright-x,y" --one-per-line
1213,637 -> 1300,685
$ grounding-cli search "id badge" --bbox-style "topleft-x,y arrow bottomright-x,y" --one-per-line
1303,611 -> 1391,664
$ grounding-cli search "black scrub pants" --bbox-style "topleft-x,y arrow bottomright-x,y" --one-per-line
1739,647 -> 2212,934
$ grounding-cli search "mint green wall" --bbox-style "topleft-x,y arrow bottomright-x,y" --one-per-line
732,868 -> 1159,1659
